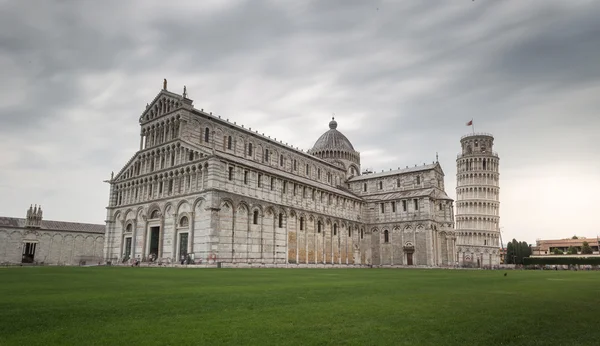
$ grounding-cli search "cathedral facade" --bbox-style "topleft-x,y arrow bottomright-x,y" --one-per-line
104,83 -> 456,267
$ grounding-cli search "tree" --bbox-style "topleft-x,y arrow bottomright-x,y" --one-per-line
506,242 -> 514,264
552,248 -> 564,255
581,241 -> 593,255
567,246 -> 578,255
572,235 -> 579,239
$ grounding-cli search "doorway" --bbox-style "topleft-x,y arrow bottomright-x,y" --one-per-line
178,233 -> 188,260
124,237 -> 132,259
149,226 -> 160,258
406,252 -> 413,266
22,242 -> 36,263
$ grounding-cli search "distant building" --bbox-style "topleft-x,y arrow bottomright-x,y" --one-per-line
0,205 -> 105,265
532,237 -> 600,256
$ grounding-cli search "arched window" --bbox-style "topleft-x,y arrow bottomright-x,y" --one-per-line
317,221 -> 322,233
300,217 -> 304,231
126,224 -> 132,232
360,229 -> 364,239
179,216 -> 189,227
384,230 -> 389,243
248,143 -> 253,156
416,176 -> 421,185
204,128 -> 210,143
150,210 -> 160,219
227,136 -> 232,150
348,228 -> 352,237
253,210 -> 259,225
278,213 -> 283,228
379,181 -> 383,190
333,224 -> 337,236
280,155 -> 284,166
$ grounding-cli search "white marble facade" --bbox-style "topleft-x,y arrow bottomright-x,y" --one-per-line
104,83 -> 456,266
0,205 -> 105,265
455,133 -> 501,267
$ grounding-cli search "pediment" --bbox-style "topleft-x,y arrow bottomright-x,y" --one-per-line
112,140 -> 211,182
139,89 -> 192,124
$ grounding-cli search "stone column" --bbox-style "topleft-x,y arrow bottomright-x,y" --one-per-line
158,216 -> 165,258
142,219 -> 149,259
188,211 -> 195,256
131,219 -> 137,259
172,213 -> 178,261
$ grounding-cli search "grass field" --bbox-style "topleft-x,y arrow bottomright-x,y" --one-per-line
1,267 -> 599,346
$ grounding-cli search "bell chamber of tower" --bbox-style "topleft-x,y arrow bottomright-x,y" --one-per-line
455,133 -> 501,268
309,118 -> 361,179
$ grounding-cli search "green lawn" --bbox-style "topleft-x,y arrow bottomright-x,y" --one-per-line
1,267 -> 599,346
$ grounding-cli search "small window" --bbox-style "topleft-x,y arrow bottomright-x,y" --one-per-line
248,143 -> 253,156
333,224 -> 337,236
300,217 -> 304,231
311,190 -> 315,200
303,186 -> 307,198
384,230 -> 389,243
204,128 -> 210,142
396,178 -> 400,187
306,164 -> 309,175
188,152 -> 193,162
392,201 -> 396,213
348,229 -> 352,237
270,177 -> 275,190
253,210 -> 259,225
150,210 -> 160,219
317,169 -> 321,179
228,167 -> 234,181
264,149 -> 269,162
244,171 -> 248,184
380,203 -> 385,213
317,221 -> 322,233
293,184 -> 297,196
280,155 -> 284,166
258,173 -> 262,187
126,224 -> 132,232
278,213 -> 283,228
379,181 -> 383,190
283,181 -> 287,193
484,239 -> 487,245
402,200 -> 407,211
363,183 -> 367,192
416,176 -> 421,185
414,199 -> 419,211
227,136 -> 232,150
360,229 -> 364,239
293,159 -> 297,171
439,203 -> 443,211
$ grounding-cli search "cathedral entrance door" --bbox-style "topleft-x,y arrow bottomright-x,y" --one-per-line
149,227 -> 160,259
406,253 -> 413,266
179,233 -> 188,260
124,238 -> 132,259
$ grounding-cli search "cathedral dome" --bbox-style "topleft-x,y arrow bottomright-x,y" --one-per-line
311,117 -> 355,152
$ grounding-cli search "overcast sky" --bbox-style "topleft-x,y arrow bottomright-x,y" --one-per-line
1,0 -> 599,245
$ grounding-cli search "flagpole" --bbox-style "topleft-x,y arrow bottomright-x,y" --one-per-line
472,119 -> 475,134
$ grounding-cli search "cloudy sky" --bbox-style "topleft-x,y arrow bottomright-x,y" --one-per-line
1,0 -> 599,244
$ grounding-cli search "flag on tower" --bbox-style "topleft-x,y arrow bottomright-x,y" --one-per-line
466,120 -> 473,126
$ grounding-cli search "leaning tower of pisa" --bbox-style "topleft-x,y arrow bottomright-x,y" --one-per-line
455,133 -> 500,268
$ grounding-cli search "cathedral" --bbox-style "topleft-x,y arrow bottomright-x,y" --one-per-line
104,81 -> 457,267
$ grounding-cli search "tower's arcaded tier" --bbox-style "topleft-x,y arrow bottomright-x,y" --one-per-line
455,133 -> 501,267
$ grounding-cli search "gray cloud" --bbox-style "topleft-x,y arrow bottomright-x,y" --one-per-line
1,0 -> 599,243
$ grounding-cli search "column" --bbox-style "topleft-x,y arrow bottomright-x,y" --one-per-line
131,220 -> 137,259
188,211 -> 195,256
172,213 -> 177,261
158,216 -> 165,258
